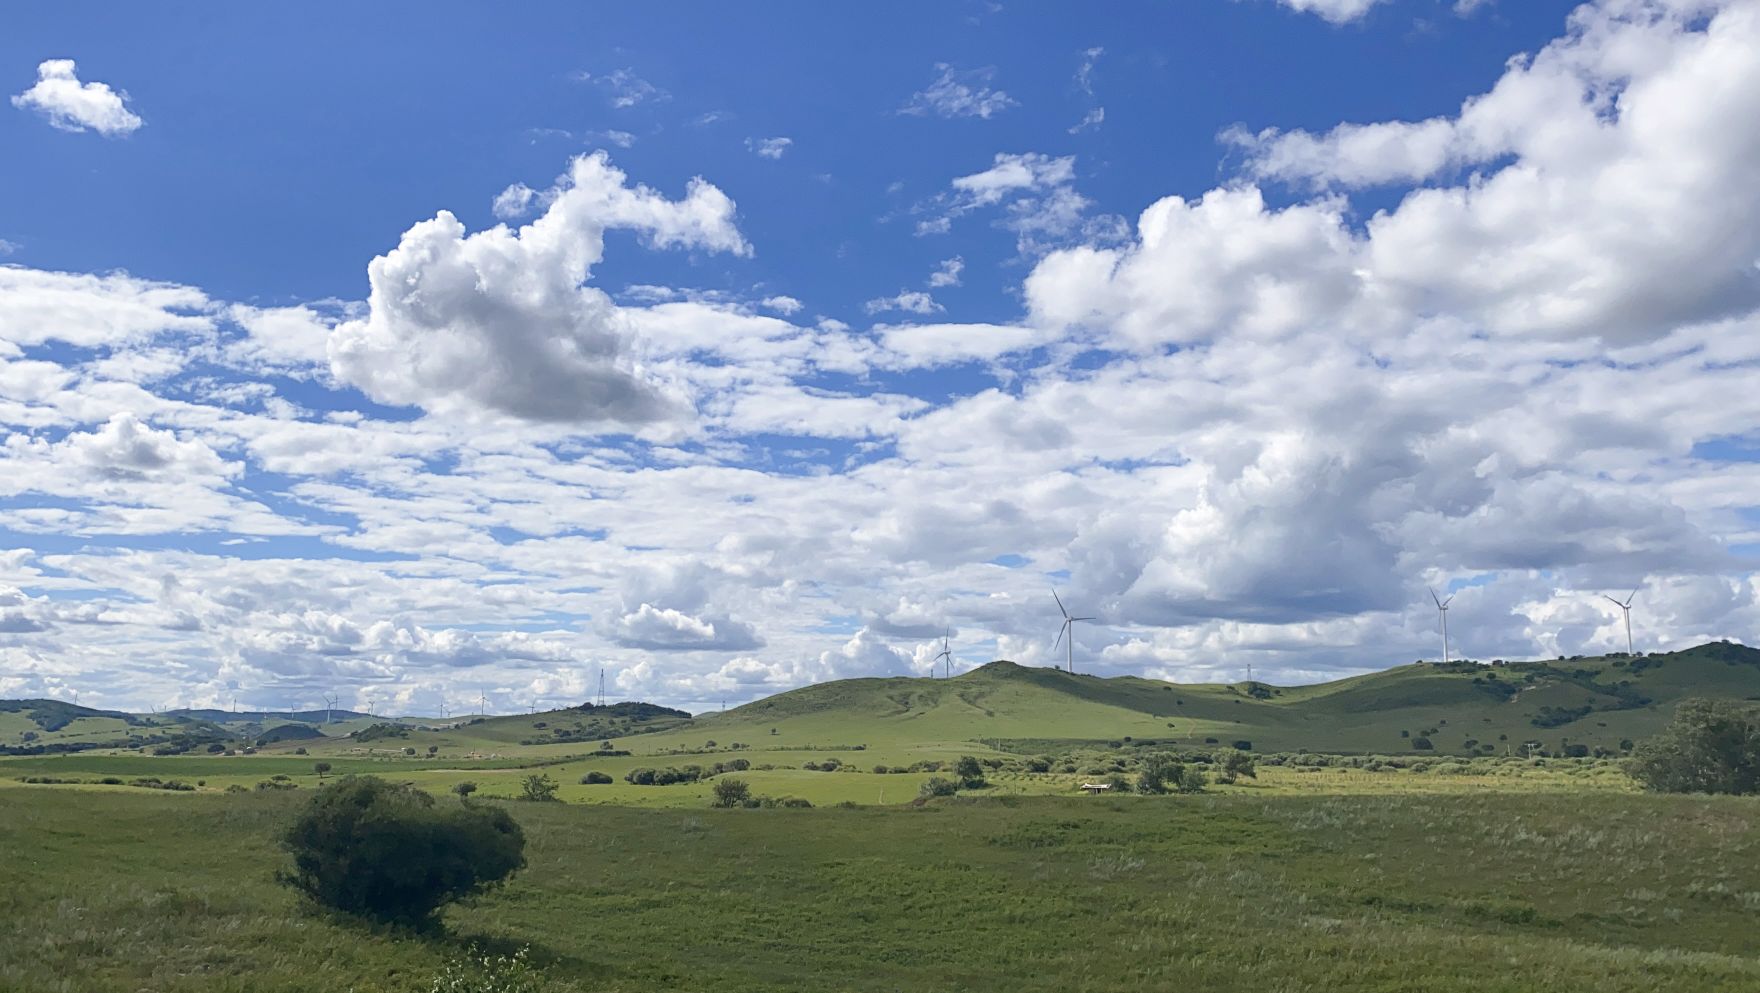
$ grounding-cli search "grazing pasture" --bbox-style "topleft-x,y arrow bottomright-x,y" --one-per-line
4,787 -> 1759,992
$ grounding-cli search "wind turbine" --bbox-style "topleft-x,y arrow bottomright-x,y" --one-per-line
1429,588 -> 1455,664
479,690 -> 487,717
323,693 -> 337,725
1605,586 -> 1640,655
1051,589 -> 1095,674
934,628 -> 953,678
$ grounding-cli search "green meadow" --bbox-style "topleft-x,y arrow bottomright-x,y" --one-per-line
6,787 -> 1760,992
5,642 -> 1760,991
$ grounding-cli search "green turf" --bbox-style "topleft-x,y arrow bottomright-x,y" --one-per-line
4,786 -> 1759,992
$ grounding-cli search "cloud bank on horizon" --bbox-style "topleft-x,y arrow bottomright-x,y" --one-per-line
1,0 -> 1758,715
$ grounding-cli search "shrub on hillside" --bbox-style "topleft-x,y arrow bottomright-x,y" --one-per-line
954,755 -> 986,789
518,775 -> 560,802
1215,750 -> 1257,784
1628,698 -> 1760,795
711,777 -> 752,808
580,771 -> 613,785
279,775 -> 525,924
919,776 -> 958,798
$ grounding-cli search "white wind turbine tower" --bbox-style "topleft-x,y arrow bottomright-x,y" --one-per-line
934,629 -> 953,678
1051,589 -> 1096,674
479,690 -> 487,717
1605,586 -> 1640,655
1429,588 -> 1455,664
323,692 -> 337,725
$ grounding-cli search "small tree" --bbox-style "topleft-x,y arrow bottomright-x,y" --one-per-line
518,774 -> 560,802
314,761 -> 332,780
1629,699 -> 1760,794
279,776 -> 524,925
427,745 -> 438,757
1215,751 -> 1256,784
1137,753 -> 1179,794
1173,765 -> 1208,794
452,781 -> 477,799
711,777 -> 751,808
954,755 -> 986,789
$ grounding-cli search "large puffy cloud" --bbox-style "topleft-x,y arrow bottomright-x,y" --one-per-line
1207,0 -> 1760,343
11,59 -> 142,136
59,413 -> 238,479
328,153 -> 750,427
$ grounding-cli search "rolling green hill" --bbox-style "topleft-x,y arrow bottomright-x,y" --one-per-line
643,640 -> 1755,760
5,642 -> 1757,766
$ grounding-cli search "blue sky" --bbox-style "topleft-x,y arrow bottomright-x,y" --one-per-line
2,0 -> 1757,715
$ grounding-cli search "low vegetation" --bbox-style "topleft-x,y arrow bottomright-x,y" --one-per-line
279,776 -> 526,925
1628,698 -> 1760,794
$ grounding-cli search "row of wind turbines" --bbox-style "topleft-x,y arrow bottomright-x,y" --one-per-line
925,583 -> 1647,682
1428,585 -> 1642,664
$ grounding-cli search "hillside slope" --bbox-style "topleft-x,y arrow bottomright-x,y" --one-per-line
675,641 -> 1760,757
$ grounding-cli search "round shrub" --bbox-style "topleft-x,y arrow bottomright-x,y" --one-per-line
580,771 -> 614,785
711,777 -> 751,808
279,775 -> 526,924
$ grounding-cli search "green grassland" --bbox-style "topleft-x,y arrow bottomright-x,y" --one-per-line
5,786 -> 1760,992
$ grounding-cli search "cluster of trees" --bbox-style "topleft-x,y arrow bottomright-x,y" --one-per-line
623,757 -> 752,786
1135,753 -> 1208,794
918,756 -> 991,798
709,777 -> 812,808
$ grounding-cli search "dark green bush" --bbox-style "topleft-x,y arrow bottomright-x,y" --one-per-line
580,771 -> 613,785
919,776 -> 958,798
1629,699 -> 1760,794
279,775 -> 525,924
711,778 -> 752,807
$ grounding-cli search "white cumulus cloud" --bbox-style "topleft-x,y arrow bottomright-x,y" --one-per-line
328,153 -> 751,427
11,59 -> 142,136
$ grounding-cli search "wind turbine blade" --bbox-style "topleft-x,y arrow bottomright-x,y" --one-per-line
1441,596 -> 1454,608
1429,587 -> 1442,608
1604,595 -> 1625,607
1626,586 -> 1641,606
1052,588 -> 1068,618
1052,623 -> 1066,653
1074,616 -> 1097,622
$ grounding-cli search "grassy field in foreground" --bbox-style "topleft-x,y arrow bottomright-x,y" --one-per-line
5,787 -> 1760,992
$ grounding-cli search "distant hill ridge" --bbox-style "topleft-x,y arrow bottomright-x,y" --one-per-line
4,642 -> 1756,756
708,641 -> 1760,755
